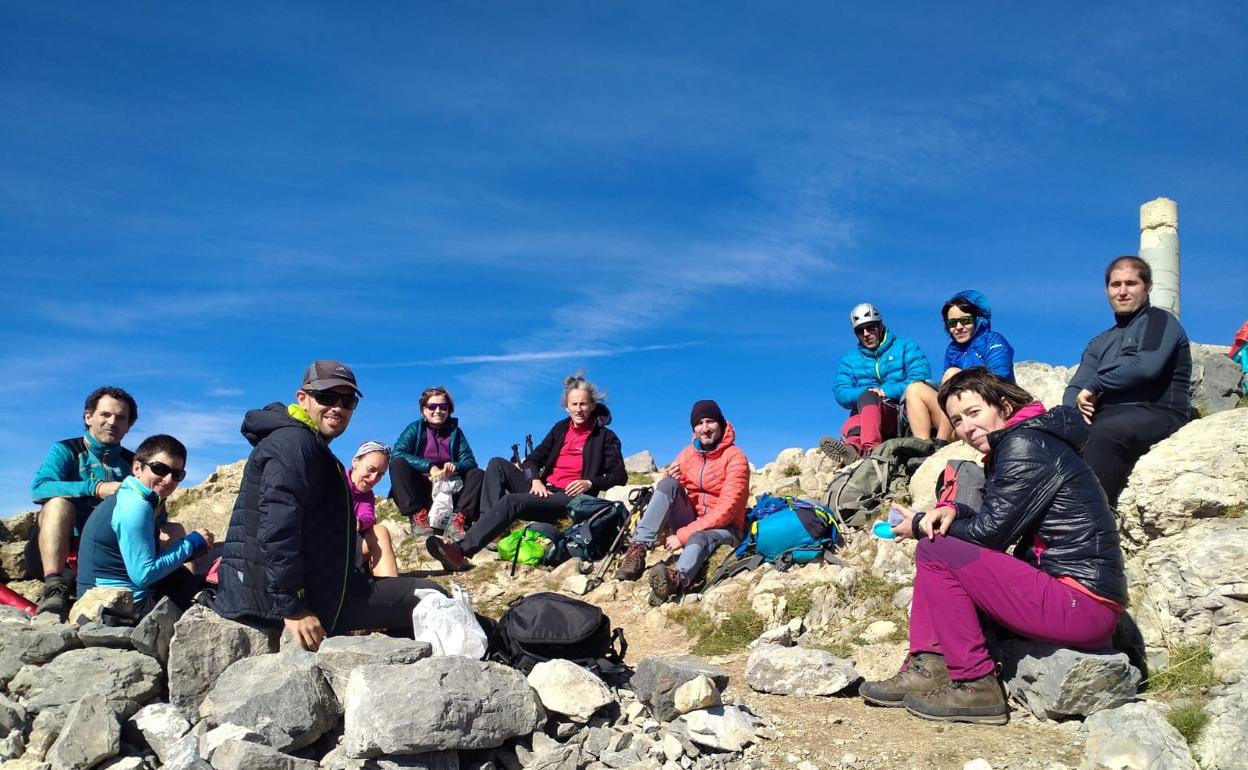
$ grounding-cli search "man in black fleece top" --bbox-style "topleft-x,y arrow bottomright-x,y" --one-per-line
1063,255 -> 1191,507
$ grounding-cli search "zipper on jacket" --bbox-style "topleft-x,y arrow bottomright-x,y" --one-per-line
331,455 -> 352,632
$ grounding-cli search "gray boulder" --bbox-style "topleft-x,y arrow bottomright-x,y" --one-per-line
1000,641 -> 1140,720
198,723 -> 265,761
1014,361 -> 1076,416
45,693 -> 120,770
673,705 -> 768,752
132,596 -> 181,665
8,647 -> 162,717
162,734 -> 213,769
23,706 -> 66,761
315,635 -> 432,701
1082,701 -> 1197,770
745,643 -> 859,696
209,738 -> 320,770
1190,343 -> 1244,415
99,758 -> 150,770
341,657 -> 543,758
129,702 -> 191,763
527,659 -> 616,722
77,622 -> 136,648
167,605 -> 278,716
0,692 -> 27,735
0,620 -> 80,685
0,541 -> 30,581
1195,684 -> 1248,770
624,451 -> 658,474
199,649 -> 338,753
631,656 -> 729,722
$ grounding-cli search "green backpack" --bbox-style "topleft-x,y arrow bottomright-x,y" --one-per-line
497,523 -> 560,568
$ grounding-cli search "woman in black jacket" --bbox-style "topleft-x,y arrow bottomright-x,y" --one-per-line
426,372 -> 626,571
859,369 -> 1127,725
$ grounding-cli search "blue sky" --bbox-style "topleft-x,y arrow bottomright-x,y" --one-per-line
3,3 -> 1246,516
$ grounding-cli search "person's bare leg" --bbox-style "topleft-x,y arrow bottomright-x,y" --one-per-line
38,498 -> 77,577
941,366 -> 962,384
905,382 -> 934,440
364,526 -> 399,578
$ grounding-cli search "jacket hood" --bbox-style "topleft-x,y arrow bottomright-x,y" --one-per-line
693,421 -> 738,458
241,402 -> 310,447
989,405 -> 1090,454
946,289 -> 993,344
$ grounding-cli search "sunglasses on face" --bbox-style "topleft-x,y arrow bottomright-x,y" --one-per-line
946,316 -> 976,329
855,323 -> 882,336
142,460 -> 186,482
423,402 -> 450,412
303,389 -> 360,410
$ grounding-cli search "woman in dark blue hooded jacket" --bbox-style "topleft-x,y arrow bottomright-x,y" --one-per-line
941,290 -> 1015,383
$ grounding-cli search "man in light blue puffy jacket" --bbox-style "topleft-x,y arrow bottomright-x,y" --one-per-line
822,303 -> 951,465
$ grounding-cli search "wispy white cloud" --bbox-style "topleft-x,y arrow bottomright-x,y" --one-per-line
358,343 -> 695,369
208,387 -> 245,397
141,406 -> 244,449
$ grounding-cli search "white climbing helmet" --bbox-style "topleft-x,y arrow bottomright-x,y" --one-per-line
850,302 -> 883,330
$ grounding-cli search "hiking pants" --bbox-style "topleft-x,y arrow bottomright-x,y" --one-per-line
389,458 -> 484,522
1081,403 -> 1187,507
908,535 -> 1120,681
632,475 -> 739,579
335,571 -> 446,635
459,460 -> 574,556
840,391 -> 899,454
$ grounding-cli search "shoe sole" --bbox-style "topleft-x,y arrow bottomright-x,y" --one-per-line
425,541 -> 466,572
903,705 -> 1009,725
860,693 -> 905,708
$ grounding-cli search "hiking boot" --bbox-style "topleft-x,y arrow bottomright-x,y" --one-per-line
902,673 -> 1010,725
859,653 -> 950,707
443,512 -> 468,540
647,562 -> 687,605
615,543 -> 648,581
819,436 -> 860,467
410,509 -> 434,537
36,577 -> 71,622
426,535 -> 469,572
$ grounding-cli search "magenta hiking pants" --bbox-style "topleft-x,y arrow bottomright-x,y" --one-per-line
908,535 -> 1120,680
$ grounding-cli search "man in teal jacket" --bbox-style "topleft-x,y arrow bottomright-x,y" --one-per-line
822,303 -> 951,465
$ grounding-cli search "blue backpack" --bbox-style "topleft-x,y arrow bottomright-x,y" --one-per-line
706,494 -> 845,588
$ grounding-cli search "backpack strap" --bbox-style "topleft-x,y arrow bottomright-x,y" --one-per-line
705,552 -> 764,590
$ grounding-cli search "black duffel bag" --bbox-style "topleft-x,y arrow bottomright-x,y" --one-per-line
489,592 -> 628,682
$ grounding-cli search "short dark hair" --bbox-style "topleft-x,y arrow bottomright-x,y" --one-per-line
84,386 -> 138,426
937,368 -> 1035,416
941,296 -> 981,320
1104,255 -> 1152,286
133,434 -> 187,465
419,386 -> 455,414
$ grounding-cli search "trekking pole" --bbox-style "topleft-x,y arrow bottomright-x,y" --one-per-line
510,443 -> 521,465
586,485 -> 653,591
524,434 -> 534,459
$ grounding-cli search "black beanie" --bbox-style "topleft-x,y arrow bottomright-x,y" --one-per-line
690,399 -> 726,429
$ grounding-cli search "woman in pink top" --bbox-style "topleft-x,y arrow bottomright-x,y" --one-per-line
346,441 -> 399,578
426,372 -> 626,572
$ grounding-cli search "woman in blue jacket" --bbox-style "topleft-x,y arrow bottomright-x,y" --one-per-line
941,290 -> 1015,384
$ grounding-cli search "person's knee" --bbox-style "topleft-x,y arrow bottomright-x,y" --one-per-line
655,475 -> 681,495
38,499 -> 76,534
374,526 -> 393,548
389,456 -> 416,476
685,531 -> 715,550
856,390 -> 882,409
941,367 -> 961,384
486,456 -> 512,473
905,381 -> 934,402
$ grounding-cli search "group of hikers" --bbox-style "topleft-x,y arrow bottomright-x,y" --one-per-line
18,254 -> 1230,726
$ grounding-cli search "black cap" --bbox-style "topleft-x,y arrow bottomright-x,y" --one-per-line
690,399 -> 726,429
302,359 -> 363,397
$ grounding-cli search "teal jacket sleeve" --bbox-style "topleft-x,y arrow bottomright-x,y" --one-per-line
833,353 -> 864,410
453,428 -> 479,472
393,420 -> 432,473
113,493 -> 201,588
32,443 -> 95,502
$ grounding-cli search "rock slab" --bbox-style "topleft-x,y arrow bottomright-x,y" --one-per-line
674,705 -> 768,752
46,693 -> 120,770
167,605 -> 277,715
631,656 -> 730,722
200,649 -> 338,752
315,635 -> 432,701
1081,701 -> 1198,770
8,647 -> 162,717
1000,641 -> 1140,720
745,643 -> 859,696
527,659 -> 616,722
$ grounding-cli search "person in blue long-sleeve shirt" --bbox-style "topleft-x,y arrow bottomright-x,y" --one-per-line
76,434 -> 214,616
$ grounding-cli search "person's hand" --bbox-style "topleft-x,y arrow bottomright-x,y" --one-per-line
662,463 -> 681,480
919,506 -> 956,540
664,534 -> 682,552
890,503 -> 918,540
530,479 -> 551,497
870,387 -> 886,398
564,479 -> 591,496
443,462 -> 457,475
195,529 -> 215,549
1076,389 -> 1097,423
96,481 -> 122,498
284,611 -> 326,651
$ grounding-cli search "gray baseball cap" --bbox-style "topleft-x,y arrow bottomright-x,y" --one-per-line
301,359 -> 363,397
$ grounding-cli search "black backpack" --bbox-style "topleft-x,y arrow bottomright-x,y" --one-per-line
489,592 -> 628,681
561,499 -> 628,563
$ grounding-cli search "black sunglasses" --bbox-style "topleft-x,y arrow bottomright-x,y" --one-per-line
142,460 -> 187,482
303,389 -> 360,410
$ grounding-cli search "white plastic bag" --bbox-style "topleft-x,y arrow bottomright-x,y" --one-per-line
411,584 -> 487,659
427,475 -> 463,530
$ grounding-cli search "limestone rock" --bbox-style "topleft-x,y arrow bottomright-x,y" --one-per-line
131,596 -> 181,665
1195,684 -> 1248,770
198,722 -> 265,761
1014,361 -> 1076,415
745,643 -> 858,696
77,621 -> 136,648
342,657 -> 543,758
0,541 -> 29,581
1000,641 -> 1140,720
527,659 -> 616,722
167,605 -> 277,715
1191,343 -> 1245,416
315,635 -> 432,701
624,451 -> 658,474
165,460 -> 245,538
0,620 -> 79,685
200,649 -> 338,752
1117,409 -> 1248,546
162,733 -> 212,769
631,656 -> 730,722
46,693 -> 120,770
908,441 -> 984,512
68,587 -> 134,626
672,674 -> 720,714
129,702 -> 191,763
0,510 -> 37,542
860,620 -> 898,643
674,705 -> 768,752
210,738 -> 320,770
0,693 -> 27,735
99,758 -> 149,770
0,727 -> 25,762
8,647 -> 162,717
24,706 -> 65,761
1081,701 -> 1197,770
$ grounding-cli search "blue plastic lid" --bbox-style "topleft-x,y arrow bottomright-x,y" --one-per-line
872,520 -> 897,539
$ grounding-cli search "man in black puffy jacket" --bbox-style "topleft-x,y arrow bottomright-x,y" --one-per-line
213,360 -> 442,650
1063,256 -> 1191,507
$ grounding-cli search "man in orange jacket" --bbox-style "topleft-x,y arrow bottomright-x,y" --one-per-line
615,400 -> 750,603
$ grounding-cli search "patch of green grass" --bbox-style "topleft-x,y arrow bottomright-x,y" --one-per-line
1146,643 -> 1217,693
1166,702 -> 1210,745
781,585 -> 815,622
1237,393 -> 1248,410
1220,504 -> 1245,519
627,472 -> 655,485
780,461 -> 802,477
692,609 -> 766,657
1194,405 -> 1211,419
809,639 -> 857,658
668,606 -> 717,640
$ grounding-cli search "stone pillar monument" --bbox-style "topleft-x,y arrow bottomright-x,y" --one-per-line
1139,197 -> 1179,317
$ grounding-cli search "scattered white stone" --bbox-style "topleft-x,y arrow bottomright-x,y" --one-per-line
527,659 -> 616,722
964,759 -> 993,770
673,674 -> 720,715
860,620 -> 897,643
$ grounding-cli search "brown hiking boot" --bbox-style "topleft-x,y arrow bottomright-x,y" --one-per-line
615,542 -> 648,581
36,577 -> 71,622
647,562 -> 687,605
859,653 -> 950,707
902,673 -> 1010,725
818,436 -> 860,467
